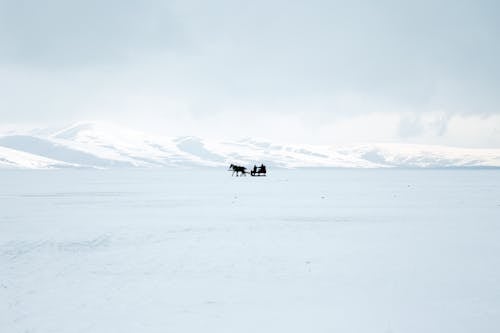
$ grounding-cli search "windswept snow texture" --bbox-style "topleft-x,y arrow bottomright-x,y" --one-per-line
1,169 -> 500,333
0,122 -> 500,169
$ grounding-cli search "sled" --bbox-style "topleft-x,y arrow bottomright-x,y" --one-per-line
250,170 -> 266,176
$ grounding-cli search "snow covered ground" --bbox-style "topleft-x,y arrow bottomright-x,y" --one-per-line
1,169 -> 500,332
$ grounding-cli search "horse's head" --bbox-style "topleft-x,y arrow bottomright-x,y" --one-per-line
229,164 -> 235,170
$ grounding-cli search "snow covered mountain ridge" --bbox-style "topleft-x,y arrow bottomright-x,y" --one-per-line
1,122 -> 499,169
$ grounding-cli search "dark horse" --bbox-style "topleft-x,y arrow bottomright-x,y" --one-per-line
228,164 -> 247,177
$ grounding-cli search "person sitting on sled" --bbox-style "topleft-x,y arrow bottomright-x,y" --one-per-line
259,164 -> 266,174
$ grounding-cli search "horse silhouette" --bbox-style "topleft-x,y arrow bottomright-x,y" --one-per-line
228,164 -> 247,176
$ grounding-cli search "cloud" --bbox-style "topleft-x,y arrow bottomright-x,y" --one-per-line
399,114 -> 425,138
0,0 -> 499,146
398,112 -> 451,139
0,0 -> 182,66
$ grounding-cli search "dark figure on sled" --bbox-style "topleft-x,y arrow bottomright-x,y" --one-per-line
251,164 -> 266,176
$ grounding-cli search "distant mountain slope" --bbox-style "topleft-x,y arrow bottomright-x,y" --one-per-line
0,145 -> 76,169
0,122 -> 499,169
340,143 -> 500,168
0,135 -> 132,168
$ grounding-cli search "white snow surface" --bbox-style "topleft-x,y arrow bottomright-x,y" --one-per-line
0,122 -> 499,169
1,169 -> 500,332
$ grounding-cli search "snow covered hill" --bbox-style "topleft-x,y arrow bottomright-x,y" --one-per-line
0,145 -> 77,169
0,122 -> 499,169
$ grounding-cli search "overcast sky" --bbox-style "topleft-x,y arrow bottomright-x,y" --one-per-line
1,0 -> 499,146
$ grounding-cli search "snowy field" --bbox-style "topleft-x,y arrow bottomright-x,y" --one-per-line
1,169 -> 500,333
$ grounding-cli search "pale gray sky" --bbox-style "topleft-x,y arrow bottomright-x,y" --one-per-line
1,0 -> 499,146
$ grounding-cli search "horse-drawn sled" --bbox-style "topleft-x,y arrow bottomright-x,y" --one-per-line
228,164 -> 267,177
